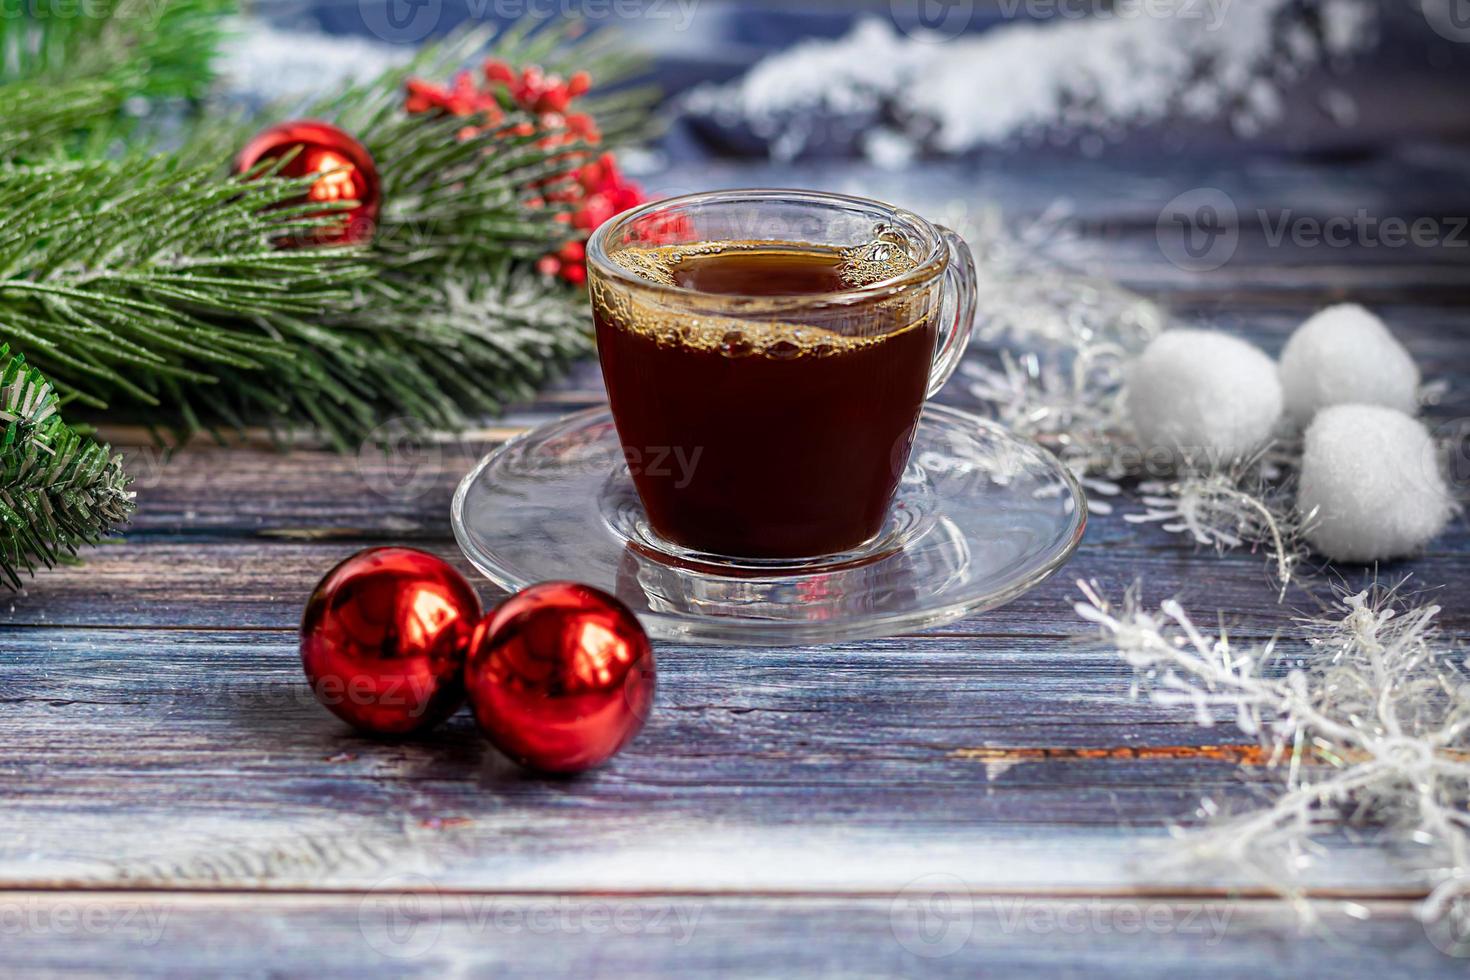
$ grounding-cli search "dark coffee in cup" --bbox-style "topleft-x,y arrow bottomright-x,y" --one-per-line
588,190 -> 977,563
593,241 -> 938,558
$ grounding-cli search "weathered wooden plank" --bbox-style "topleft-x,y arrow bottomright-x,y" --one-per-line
3,534 -> 1464,636
1046,246 -> 1470,303
0,627 -> 1437,894
2,892 -> 1457,979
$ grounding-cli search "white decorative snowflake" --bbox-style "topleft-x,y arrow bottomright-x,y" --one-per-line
1077,580 -> 1470,939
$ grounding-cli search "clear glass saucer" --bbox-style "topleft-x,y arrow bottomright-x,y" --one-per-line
451,404 -> 1086,646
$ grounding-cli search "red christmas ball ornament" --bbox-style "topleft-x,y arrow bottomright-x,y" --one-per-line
466,582 -> 655,773
236,119 -> 381,246
301,547 -> 481,735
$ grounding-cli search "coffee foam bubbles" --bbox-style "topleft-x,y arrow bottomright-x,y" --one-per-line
838,235 -> 919,287
596,240 -> 929,358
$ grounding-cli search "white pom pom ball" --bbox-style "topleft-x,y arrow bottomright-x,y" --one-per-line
1127,329 -> 1283,464
1297,404 -> 1453,563
1278,304 -> 1419,425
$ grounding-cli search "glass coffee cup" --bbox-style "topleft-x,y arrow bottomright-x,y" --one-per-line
587,189 -> 977,562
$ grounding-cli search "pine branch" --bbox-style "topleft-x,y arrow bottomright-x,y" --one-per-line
0,154 -> 592,446
0,158 -> 369,412
0,344 -> 133,588
186,264 -> 594,450
0,20 -> 652,446
370,108 -> 592,272
0,0 -> 235,159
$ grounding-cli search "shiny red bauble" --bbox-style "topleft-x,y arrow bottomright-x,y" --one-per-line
466,582 -> 655,773
301,547 -> 481,735
235,119 -> 381,246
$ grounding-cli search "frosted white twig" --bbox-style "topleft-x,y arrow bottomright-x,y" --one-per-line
960,200 -> 1166,351
968,360 -> 1315,587
1077,581 -> 1470,934
1127,468 -> 1306,596
960,211 -> 1161,516
965,350 -> 1130,473
957,210 -> 1319,585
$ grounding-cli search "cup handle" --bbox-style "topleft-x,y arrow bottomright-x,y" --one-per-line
926,225 -> 977,398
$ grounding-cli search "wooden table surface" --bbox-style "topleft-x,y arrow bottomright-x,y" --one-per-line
4,153 -> 1470,977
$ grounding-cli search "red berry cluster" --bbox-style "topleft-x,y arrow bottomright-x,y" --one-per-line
406,60 -> 599,143
404,58 -> 652,286
532,153 -> 646,285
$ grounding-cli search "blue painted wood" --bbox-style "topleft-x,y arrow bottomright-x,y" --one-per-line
5,145 -> 1470,974
8,894 -> 1459,979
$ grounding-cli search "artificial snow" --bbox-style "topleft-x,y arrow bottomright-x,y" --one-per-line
1278,304 -> 1420,425
1297,404 -> 1453,562
219,20 -> 410,103
1126,329 -> 1282,465
684,1 -> 1376,164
